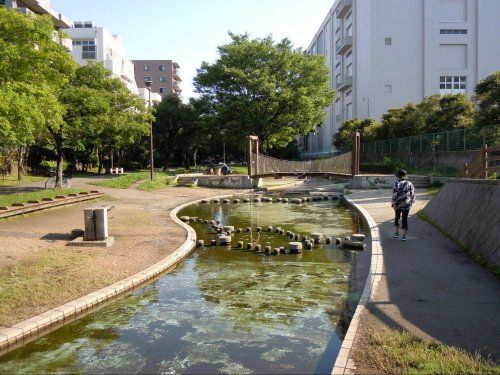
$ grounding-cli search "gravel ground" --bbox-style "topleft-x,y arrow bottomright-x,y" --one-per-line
0,177 -> 245,327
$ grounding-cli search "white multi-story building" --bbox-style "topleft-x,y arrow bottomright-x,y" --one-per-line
301,0 -> 500,157
66,21 -> 139,94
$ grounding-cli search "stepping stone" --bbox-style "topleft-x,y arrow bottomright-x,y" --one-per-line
12,203 -> 25,207
289,242 -> 303,254
343,240 -> 366,250
352,234 -> 366,242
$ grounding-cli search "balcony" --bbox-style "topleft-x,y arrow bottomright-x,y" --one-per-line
336,36 -> 352,55
336,75 -> 352,90
173,82 -> 182,92
173,68 -> 181,81
336,0 -> 353,18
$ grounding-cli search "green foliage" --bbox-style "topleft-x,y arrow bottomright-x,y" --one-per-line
335,93 -> 477,148
154,94 -> 201,169
333,118 -> 378,148
474,71 -> 500,127
194,33 -> 335,151
355,328 -> 500,375
360,156 -> 403,174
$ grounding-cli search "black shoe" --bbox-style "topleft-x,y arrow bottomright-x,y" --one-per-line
394,232 -> 399,238
402,235 -> 407,241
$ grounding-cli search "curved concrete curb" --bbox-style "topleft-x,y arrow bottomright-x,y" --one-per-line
332,196 -> 384,375
0,193 -> 234,357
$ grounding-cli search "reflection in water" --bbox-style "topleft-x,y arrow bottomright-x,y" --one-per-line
0,196 -> 365,374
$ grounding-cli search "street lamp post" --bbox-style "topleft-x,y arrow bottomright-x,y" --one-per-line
145,79 -> 154,181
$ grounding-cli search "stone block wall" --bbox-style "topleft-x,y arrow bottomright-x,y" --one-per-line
423,179 -> 500,267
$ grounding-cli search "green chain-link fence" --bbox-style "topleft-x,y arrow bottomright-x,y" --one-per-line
339,124 -> 500,155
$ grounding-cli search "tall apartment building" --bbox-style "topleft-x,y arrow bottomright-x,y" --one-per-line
133,60 -> 182,97
65,21 -> 139,94
3,0 -> 72,49
301,0 -> 500,157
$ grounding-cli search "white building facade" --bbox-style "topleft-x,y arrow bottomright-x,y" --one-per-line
66,21 -> 139,94
301,0 -> 500,157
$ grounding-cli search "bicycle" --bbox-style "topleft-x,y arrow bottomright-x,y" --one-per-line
45,169 -> 71,189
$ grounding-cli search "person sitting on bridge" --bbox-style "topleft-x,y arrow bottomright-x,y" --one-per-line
221,163 -> 231,175
391,169 -> 415,241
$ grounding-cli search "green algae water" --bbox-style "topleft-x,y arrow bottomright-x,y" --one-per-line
0,195 -> 367,374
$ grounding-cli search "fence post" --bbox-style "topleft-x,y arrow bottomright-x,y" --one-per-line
482,144 -> 488,179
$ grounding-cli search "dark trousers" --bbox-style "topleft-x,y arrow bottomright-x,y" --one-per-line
394,208 -> 410,230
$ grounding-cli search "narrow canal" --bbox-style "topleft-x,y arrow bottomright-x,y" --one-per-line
0,195 -> 368,374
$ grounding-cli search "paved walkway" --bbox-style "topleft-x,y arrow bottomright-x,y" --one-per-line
348,189 -> 500,363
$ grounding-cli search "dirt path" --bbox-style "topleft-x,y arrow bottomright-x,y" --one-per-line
0,179 -> 243,328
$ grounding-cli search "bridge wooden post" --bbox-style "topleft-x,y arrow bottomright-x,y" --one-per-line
246,136 -> 259,177
246,136 -> 253,177
351,132 -> 360,176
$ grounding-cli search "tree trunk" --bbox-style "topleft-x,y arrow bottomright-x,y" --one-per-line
55,147 -> 64,189
193,149 -> 198,170
17,147 -> 26,181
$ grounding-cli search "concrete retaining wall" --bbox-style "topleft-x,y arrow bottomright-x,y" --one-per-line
351,174 -> 430,189
423,179 -> 500,267
196,175 -> 262,189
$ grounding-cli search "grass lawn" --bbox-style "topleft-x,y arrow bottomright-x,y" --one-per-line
0,249 -> 99,328
354,328 -> 499,375
137,176 -> 176,191
0,174 -> 45,187
0,188 -> 86,207
89,171 -> 150,189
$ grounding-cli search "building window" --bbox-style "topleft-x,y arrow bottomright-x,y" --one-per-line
346,50 -> 352,59
336,73 -> 341,85
144,65 -> 151,71
159,65 -> 167,71
336,26 -> 341,35
440,29 -> 467,35
346,90 -> 352,98
440,76 -> 466,94
159,87 -> 167,94
144,77 -> 152,82
385,37 -> 392,45
385,84 -> 392,93
73,40 -> 94,46
159,76 -> 166,82
346,103 -> 353,119
82,45 -> 96,59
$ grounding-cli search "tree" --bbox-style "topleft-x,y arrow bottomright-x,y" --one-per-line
194,33 -> 335,151
333,118 -> 379,148
474,71 -> 500,127
154,95 -> 208,169
0,7 -> 75,180
427,94 -> 474,132
52,63 -> 150,182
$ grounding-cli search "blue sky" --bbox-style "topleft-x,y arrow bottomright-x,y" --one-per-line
52,0 -> 334,99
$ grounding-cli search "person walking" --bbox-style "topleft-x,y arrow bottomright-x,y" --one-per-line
392,169 -> 415,241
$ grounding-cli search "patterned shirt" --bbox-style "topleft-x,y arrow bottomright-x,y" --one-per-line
392,179 -> 415,210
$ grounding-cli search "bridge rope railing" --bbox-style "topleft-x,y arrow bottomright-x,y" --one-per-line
250,151 -> 353,176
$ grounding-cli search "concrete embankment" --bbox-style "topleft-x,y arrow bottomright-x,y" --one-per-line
423,179 -> 500,267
